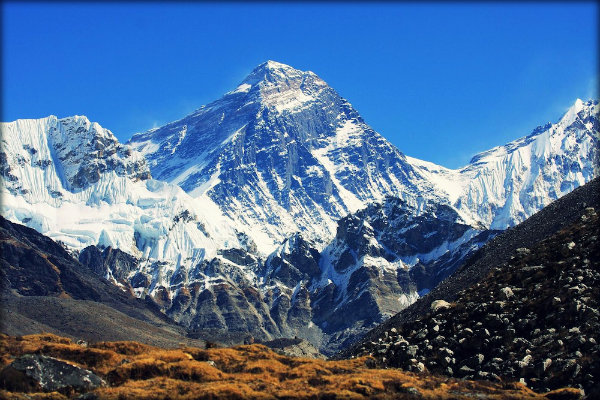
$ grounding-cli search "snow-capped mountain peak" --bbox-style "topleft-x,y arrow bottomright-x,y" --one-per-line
469,99 -> 597,166
242,60 -> 315,85
129,61 -> 431,250
237,60 -> 327,115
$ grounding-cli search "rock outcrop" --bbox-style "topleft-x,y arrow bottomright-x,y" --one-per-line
0,354 -> 105,394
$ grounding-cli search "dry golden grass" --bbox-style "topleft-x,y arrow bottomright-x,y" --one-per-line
90,341 -> 157,356
0,334 -> 579,399
0,390 -> 69,400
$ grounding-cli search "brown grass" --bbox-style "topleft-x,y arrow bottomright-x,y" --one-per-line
0,390 -> 68,400
0,333 -> 577,399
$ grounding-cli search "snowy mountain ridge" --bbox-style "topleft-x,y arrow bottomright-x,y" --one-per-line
1,115 -> 245,277
1,61 -> 598,353
410,98 -> 599,229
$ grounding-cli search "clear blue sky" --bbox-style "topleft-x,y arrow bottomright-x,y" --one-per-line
3,2 -> 597,168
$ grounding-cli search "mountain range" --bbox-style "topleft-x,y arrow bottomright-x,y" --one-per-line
1,60 -> 598,354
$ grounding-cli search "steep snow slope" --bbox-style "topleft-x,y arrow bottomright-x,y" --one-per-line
0,116 -> 243,276
410,99 -> 599,229
129,61 -> 440,250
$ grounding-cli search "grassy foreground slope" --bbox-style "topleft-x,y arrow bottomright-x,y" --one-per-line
0,333 -> 580,400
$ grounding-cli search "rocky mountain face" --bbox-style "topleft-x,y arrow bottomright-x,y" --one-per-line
343,178 -> 600,396
1,61 -> 598,356
129,61 -> 442,250
71,198 -> 493,355
1,116 -> 150,197
305,198 -> 496,353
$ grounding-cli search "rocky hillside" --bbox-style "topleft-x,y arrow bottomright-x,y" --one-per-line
344,184 -> 599,395
0,333 -> 582,400
341,176 -> 600,355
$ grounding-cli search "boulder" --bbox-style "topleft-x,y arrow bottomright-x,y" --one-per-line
0,354 -> 105,394
500,287 -> 514,299
431,300 -> 452,312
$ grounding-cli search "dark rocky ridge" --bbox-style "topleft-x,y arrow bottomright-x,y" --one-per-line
79,245 -> 139,285
341,178 -> 600,395
0,216 -> 205,348
340,177 -> 600,358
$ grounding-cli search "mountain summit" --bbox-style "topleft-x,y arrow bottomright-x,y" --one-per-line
130,61 -> 598,251
129,61 -> 433,250
240,60 -> 318,86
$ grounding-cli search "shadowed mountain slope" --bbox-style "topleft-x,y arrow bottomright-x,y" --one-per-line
0,216 -> 205,348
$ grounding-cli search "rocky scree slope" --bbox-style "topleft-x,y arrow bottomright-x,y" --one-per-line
345,189 -> 599,395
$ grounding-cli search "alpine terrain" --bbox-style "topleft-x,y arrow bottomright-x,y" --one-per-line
1,61 -> 598,354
